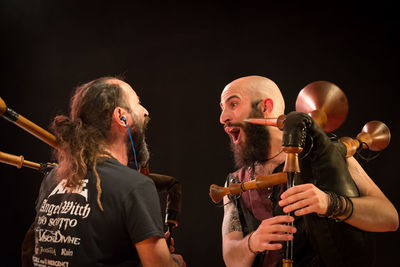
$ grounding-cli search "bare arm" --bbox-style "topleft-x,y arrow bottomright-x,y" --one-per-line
343,156 -> 398,232
222,195 -> 255,267
222,195 -> 296,267
279,157 -> 399,232
135,236 -> 185,267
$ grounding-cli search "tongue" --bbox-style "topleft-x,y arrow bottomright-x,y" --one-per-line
232,131 -> 240,143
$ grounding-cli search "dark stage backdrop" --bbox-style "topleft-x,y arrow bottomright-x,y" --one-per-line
0,1 -> 398,266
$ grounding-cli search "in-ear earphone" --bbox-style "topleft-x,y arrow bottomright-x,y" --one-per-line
120,115 -> 138,170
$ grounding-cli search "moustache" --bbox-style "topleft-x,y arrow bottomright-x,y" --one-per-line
142,116 -> 151,129
224,122 -> 245,128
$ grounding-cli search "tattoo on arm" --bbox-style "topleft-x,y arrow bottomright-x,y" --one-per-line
229,206 -> 242,232
222,201 -> 243,236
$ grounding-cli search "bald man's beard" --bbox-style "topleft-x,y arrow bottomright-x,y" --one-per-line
230,110 -> 271,169
127,116 -> 150,169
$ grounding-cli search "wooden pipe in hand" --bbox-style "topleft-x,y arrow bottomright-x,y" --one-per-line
209,172 -> 287,204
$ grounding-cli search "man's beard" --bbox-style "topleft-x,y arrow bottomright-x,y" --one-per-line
230,109 -> 271,169
127,116 -> 150,169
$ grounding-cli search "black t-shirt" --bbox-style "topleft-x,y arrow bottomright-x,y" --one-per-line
33,158 -> 165,267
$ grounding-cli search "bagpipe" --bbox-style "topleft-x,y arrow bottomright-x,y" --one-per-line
209,81 -> 390,267
0,97 -> 182,261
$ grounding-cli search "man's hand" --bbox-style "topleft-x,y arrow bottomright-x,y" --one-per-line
279,183 -> 329,216
165,231 -> 175,253
249,215 -> 296,252
172,254 -> 186,267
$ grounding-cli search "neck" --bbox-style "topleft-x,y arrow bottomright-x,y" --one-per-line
103,138 -> 128,165
264,126 -> 286,166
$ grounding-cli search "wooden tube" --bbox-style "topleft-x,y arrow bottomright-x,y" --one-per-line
0,97 -> 6,116
339,136 -> 360,158
209,172 -> 287,204
282,259 -> 293,267
209,184 -> 230,204
339,121 -> 391,157
0,97 -> 59,149
244,114 -> 286,130
0,151 -> 41,170
256,172 -> 287,190
282,147 -> 303,173
14,115 -> 59,149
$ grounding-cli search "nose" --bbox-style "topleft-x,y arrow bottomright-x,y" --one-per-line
141,105 -> 149,117
220,108 -> 231,125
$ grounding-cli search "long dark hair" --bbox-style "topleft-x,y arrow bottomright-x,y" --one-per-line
51,77 -> 128,210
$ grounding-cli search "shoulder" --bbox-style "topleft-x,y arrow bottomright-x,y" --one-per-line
36,167 -> 62,210
96,158 -> 155,190
229,167 -> 250,183
39,167 -> 60,194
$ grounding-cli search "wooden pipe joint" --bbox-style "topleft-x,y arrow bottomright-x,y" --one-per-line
276,114 -> 286,130
356,132 -> 373,149
229,182 -> 243,195
282,147 -> 303,173
339,136 -> 360,158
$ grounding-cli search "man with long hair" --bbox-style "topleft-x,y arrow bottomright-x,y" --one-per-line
219,75 -> 398,266
32,77 -> 185,266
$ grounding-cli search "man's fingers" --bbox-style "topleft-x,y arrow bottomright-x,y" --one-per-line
263,215 -> 294,225
280,184 -> 311,199
165,231 -> 170,239
259,224 -> 297,234
282,198 -> 311,213
279,190 -> 311,207
263,233 -> 294,242
264,242 -> 283,251
254,235 -> 291,252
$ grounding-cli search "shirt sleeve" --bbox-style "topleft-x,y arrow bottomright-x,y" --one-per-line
123,177 -> 165,244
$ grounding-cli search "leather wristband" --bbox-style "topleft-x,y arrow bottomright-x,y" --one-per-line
248,231 -> 261,255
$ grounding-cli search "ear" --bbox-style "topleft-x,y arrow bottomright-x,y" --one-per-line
113,107 -> 128,126
261,98 -> 274,115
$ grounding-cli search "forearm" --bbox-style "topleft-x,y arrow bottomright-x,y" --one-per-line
222,195 -> 256,267
141,257 -> 179,267
223,232 -> 255,267
344,157 -> 399,232
342,195 -> 399,232
221,195 -> 296,266
136,237 -> 184,267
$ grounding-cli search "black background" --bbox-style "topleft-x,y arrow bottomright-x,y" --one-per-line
0,1 -> 398,266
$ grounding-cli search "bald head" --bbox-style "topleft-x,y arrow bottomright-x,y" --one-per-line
222,75 -> 285,118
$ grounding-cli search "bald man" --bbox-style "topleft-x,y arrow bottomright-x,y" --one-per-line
219,75 -> 398,267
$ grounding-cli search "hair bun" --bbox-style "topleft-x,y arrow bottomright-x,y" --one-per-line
51,115 -> 81,143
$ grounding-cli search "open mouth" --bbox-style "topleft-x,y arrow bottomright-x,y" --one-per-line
225,126 -> 241,144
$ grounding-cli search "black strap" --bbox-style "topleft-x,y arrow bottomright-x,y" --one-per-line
2,107 -> 19,122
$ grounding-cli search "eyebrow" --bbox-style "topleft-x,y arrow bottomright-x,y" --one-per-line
220,95 -> 240,106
